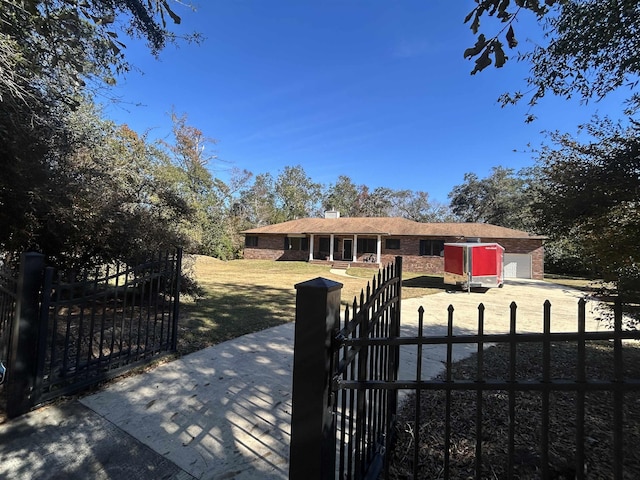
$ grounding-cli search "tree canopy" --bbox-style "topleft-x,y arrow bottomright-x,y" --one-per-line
0,0 -> 198,266
0,0 -> 194,101
466,0 -> 640,117
0,100 -> 195,267
273,166 -> 322,221
529,117 -> 640,279
448,166 -> 531,230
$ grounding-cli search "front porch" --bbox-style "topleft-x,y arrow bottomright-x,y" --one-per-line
307,233 -> 383,267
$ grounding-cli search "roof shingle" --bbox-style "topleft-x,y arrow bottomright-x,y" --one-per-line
241,217 -> 544,239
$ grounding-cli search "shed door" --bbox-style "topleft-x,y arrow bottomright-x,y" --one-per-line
504,254 -> 532,279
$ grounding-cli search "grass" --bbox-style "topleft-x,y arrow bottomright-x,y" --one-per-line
177,256 -> 443,355
544,273 -> 601,293
178,258 -> 640,477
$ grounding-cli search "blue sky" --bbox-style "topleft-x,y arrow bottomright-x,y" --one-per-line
104,1 -> 629,203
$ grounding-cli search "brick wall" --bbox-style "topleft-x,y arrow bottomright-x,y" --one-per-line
243,234 -> 545,279
494,237 -> 545,280
244,235 -> 308,261
379,236 -> 453,274
380,253 -> 444,273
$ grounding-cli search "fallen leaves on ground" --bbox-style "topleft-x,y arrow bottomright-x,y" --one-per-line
387,341 -> 640,479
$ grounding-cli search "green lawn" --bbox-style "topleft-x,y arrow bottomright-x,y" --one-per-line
177,256 -> 442,355
544,273 -> 601,293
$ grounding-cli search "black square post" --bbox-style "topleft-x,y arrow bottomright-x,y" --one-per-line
6,252 -> 46,418
289,277 -> 343,480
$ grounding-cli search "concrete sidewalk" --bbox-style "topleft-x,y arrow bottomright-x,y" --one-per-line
0,279 -> 608,479
0,400 -> 194,479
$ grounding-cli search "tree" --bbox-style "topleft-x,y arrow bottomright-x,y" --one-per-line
157,112 -> 238,258
322,176 -> 360,217
529,117 -> 640,282
0,0 -> 195,154
221,168 -> 254,256
465,1 -> 640,117
448,166 -> 531,230
0,0 -> 195,102
353,186 -> 395,217
0,0 -> 197,263
239,173 -> 280,227
391,190 -> 455,222
75,121 -> 190,262
0,100 -> 192,268
274,165 -> 322,221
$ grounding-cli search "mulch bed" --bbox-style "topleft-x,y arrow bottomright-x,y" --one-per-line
387,341 -> 640,479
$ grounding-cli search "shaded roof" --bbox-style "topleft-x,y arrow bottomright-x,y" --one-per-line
242,217 -> 545,239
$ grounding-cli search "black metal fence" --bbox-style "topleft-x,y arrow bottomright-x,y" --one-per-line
0,255 -> 18,391
0,250 -> 182,418
289,256 -> 402,480
372,300 -> 640,479
289,261 -> 640,480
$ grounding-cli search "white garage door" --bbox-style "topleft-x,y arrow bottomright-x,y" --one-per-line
504,254 -> 532,279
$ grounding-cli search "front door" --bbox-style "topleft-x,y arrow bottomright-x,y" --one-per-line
343,239 -> 353,261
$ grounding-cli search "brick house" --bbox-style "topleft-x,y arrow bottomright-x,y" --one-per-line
241,212 -> 545,279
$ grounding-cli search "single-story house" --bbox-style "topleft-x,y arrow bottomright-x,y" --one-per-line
241,212 -> 546,279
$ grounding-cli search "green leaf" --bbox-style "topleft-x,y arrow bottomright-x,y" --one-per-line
109,39 -> 121,55
471,49 -> 492,75
493,41 -> 506,68
498,0 -> 511,13
464,9 -> 476,24
506,25 -> 518,48
96,15 -> 115,25
464,34 -> 487,59
470,13 -> 481,34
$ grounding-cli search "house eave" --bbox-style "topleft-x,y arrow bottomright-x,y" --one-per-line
241,217 -> 546,240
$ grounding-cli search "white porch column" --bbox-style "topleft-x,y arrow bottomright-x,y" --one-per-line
308,234 -> 314,261
329,234 -> 335,261
353,234 -> 358,262
376,235 -> 382,264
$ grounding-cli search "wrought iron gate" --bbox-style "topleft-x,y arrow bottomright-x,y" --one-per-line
0,250 -> 182,418
289,259 -> 640,479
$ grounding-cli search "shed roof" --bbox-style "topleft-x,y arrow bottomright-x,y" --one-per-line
242,217 -> 545,240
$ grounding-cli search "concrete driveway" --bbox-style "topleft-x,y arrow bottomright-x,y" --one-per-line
405,278 -> 605,333
79,278 -> 607,479
0,278 -> 607,480
397,278 -> 608,380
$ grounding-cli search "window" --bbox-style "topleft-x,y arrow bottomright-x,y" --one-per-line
385,238 -> 400,250
357,238 -> 377,253
318,238 -> 330,252
284,237 -> 309,251
420,239 -> 444,256
245,236 -> 258,247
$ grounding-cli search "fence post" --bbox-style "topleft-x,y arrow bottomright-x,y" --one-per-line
289,277 -> 343,480
171,248 -> 183,352
6,252 -> 46,418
